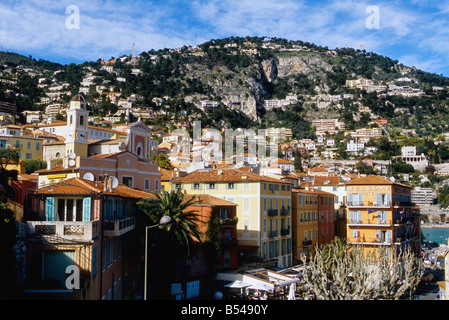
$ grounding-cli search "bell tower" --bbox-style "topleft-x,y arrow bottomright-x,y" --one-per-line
65,94 -> 89,157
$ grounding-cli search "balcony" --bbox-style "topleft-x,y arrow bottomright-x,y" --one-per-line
269,230 -> 278,238
302,239 -> 312,246
280,208 -> 290,216
268,209 -> 278,216
347,201 -> 390,209
280,227 -> 290,236
222,238 -> 238,249
27,220 -> 100,242
103,216 -> 135,236
219,217 -> 238,226
393,201 -> 415,209
347,218 -> 392,227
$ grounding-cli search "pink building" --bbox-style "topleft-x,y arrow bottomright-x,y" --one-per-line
37,150 -> 161,192
25,177 -> 156,300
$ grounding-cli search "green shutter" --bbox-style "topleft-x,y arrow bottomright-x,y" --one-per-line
46,197 -> 55,221
83,197 -> 91,222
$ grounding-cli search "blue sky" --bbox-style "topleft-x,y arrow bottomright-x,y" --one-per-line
1,0 -> 449,76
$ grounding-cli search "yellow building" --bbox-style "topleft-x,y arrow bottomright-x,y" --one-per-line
345,175 -> 420,256
0,135 -> 44,161
291,188 -> 319,263
172,168 -> 293,268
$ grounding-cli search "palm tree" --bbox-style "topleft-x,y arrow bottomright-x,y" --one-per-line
137,189 -> 205,299
138,189 -> 204,256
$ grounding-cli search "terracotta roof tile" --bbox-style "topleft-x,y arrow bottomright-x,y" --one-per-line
33,177 -> 157,199
345,175 -> 411,188
173,168 -> 293,184
182,194 -> 237,207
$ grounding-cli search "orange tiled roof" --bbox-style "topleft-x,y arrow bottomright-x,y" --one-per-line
173,168 -> 293,184
182,194 -> 237,207
33,177 -> 157,199
310,166 -> 328,172
345,175 -> 411,188
292,187 -> 335,196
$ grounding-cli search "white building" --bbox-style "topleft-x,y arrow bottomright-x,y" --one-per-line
411,187 -> 435,207
346,140 -> 365,154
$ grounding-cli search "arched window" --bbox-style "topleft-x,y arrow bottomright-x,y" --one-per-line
79,115 -> 84,127
136,146 -> 142,157
70,115 -> 73,125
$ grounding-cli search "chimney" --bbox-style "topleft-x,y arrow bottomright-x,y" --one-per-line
104,174 -> 109,192
47,159 -> 53,170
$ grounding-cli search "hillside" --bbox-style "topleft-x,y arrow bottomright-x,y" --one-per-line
2,36 -> 449,143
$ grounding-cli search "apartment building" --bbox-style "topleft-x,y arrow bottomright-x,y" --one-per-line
345,175 -> 420,256
291,189 -> 319,263
172,168 -> 294,268
0,134 -> 43,161
312,119 -> 346,136
24,176 -> 155,300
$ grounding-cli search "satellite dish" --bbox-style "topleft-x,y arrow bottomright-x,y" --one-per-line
68,159 -> 76,167
390,177 -> 395,182
68,152 -> 76,159
83,172 -> 95,181
110,176 -> 119,189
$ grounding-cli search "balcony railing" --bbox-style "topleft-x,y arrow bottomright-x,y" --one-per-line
269,230 -> 278,238
103,216 -> 135,237
219,217 -> 238,226
280,208 -> 290,216
347,201 -> 390,208
27,220 -> 100,242
268,209 -> 278,216
280,227 -> 290,236
347,218 -> 392,227
222,238 -> 238,249
302,239 -> 312,246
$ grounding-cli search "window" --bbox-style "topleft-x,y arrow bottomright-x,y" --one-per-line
36,142 -> 40,150
144,179 -> 150,191
208,183 -> 216,190
108,238 -> 113,266
122,176 -> 133,188
27,141 -> 31,149
193,183 -> 201,190
243,198 -> 250,212
243,183 -> 250,190
92,246 -> 98,276
227,183 -> 235,190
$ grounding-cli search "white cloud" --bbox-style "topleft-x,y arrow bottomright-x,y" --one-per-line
0,0 -> 447,75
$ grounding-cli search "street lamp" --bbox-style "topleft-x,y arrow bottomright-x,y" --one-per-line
144,215 -> 172,300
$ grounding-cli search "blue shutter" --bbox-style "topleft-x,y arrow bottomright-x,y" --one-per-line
376,230 -> 381,242
83,197 -> 91,222
350,211 -> 353,222
383,211 -> 387,224
349,194 -> 352,205
46,197 -> 55,221
377,194 -> 381,206
386,194 -> 390,206
92,246 -> 98,276
386,230 -> 391,244
109,198 -> 114,219
378,211 -> 381,224
358,194 -> 363,205
357,211 -> 361,223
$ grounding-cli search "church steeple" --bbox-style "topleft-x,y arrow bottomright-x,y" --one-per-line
65,94 -> 89,157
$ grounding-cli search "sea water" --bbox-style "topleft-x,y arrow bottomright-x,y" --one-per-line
421,226 -> 449,244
